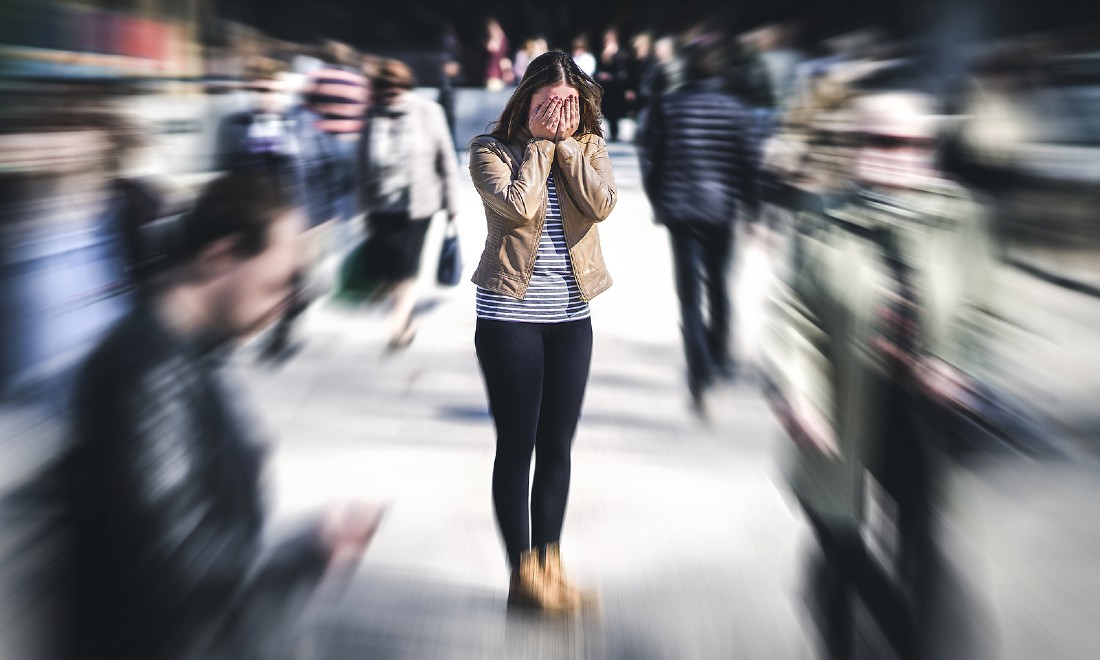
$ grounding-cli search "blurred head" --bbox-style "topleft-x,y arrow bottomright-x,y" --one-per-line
572,36 -> 590,55
244,59 -> 288,114
247,76 -> 288,115
854,90 -> 940,189
176,173 -> 304,340
654,36 -> 676,63
488,50 -> 604,142
372,58 -> 416,107
525,38 -> 549,56
603,28 -> 619,47
633,33 -> 652,58
320,40 -> 358,68
682,33 -> 728,81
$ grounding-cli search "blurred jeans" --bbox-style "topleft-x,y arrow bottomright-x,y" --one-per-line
667,222 -> 734,391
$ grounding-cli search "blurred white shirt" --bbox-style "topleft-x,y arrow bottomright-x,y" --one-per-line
573,52 -> 596,77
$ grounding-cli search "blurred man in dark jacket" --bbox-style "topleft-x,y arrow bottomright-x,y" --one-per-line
638,36 -> 760,413
64,173 -> 381,660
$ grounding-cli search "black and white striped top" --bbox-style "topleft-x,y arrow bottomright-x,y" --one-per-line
476,174 -> 591,323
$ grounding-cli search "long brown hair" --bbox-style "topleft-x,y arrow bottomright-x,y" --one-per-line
487,50 -> 604,142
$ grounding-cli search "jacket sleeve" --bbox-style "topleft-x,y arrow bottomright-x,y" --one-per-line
553,136 -> 617,222
431,102 -> 460,218
469,136 -> 554,224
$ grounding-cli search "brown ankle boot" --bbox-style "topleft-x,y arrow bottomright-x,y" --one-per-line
543,543 -> 597,610
508,549 -> 570,613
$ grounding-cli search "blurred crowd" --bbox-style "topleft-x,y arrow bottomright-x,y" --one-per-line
635,18 -> 1100,660
2,4 -> 1100,660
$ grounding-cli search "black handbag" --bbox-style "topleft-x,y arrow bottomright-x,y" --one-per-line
436,221 -> 462,287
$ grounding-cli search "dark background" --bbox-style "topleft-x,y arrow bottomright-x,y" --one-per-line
220,0 -> 1100,53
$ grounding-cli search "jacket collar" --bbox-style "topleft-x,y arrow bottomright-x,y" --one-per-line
373,96 -> 410,118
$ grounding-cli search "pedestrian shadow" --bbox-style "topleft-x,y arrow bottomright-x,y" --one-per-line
412,296 -> 447,318
434,403 -> 692,437
436,404 -> 492,422
798,537 -> 999,660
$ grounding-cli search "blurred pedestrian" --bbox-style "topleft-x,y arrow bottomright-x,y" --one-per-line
215,61 -> 302,199
469,50 -> 616,613
514,37 -> 549,82
358,59 -> 459,351
627,32 -> 653,114
258,42 -> 369,362
295,41 -> 368,229
62,172 -> 383,660
440,26 -> 464,138
645,35 -> 684,99
0,106 -> 168,409
596,27 -> 632,142
485,18 -> 514,91
637,37 -> 760,414
571,36 -> 597,77
769,72 -> 998,660
92,111 -> 174,300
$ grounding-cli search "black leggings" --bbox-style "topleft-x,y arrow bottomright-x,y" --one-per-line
474,317 -> 593,569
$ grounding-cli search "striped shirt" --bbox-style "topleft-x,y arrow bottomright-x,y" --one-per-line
476,174 -> 591,323
305,65 -> 368,135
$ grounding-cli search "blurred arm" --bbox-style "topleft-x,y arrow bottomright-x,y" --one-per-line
99,368 -> 328,622
431,102 -> 460,218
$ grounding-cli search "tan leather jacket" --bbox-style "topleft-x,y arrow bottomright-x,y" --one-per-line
469,129 -> 616,301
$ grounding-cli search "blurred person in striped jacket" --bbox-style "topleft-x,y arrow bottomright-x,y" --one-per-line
260,43 -> 369,362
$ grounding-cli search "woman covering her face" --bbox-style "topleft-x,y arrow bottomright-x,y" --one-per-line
468,50 -> 617,613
